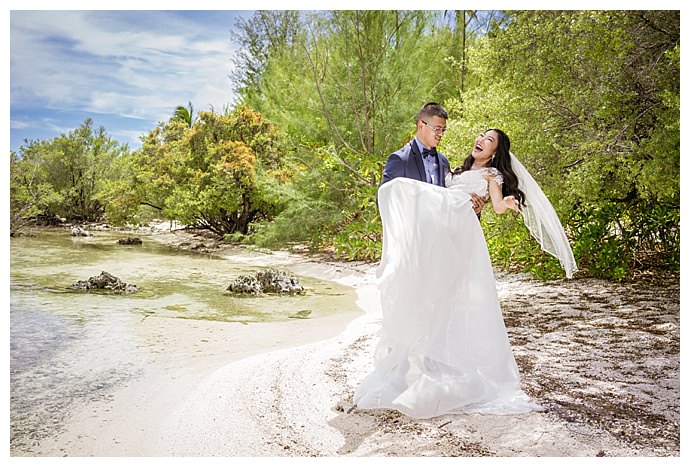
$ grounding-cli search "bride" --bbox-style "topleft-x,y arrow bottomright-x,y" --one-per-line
354,128 -> 577,419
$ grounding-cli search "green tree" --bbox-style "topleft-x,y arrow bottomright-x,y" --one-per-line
9,150 -> 63,235
173,101 -> 196,128
10,119 -> 128,224
443,10 -> 680,278
231,10 -> 302,103
109,107 -> 286,236
233,10 -> 458,259
440,10 -> 507,98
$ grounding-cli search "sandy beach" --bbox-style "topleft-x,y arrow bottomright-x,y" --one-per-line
17,229 -> 680,458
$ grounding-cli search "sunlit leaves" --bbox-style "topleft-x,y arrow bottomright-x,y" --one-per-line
445,10 -> 680,277
112,106 -> 285,235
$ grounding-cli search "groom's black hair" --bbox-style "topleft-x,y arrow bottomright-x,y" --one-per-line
417,102 -> 448,123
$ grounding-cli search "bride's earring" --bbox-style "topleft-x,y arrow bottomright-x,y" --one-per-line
491,154 -> 496,161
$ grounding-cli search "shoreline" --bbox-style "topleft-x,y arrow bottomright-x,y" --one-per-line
16,228 -> 680,457
19,229 -> 376,456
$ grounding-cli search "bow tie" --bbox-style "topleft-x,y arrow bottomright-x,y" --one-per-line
422,147 -> 437,158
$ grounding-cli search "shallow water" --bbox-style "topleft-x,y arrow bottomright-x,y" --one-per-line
9,227 -> 357,453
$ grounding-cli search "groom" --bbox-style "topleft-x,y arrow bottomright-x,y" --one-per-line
381,102 -> 485,214
382,102 -> 450,187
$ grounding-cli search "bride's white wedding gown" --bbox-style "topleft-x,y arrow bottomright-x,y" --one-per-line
354,170 -> 543,419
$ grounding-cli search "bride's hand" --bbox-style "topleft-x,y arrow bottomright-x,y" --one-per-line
504,195 -> 520,212
470,193 -> 486,214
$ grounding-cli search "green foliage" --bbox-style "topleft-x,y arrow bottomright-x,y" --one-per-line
11,10 -> 679,280
481,209 -> 565,280
111,106 -> 286,236
100,152 -> 148,226
249,144 -> 355,250
571,198 -> 680,280
227,9 -> 680,272
231,11 -> 303,103
239,10 -> 452,157
331,199 -> 382,261
10,119 -> 128,229
570,203 -> 632,281
251,197 -> 339,250
173,101 -> 196,128
441,10 -> 679,278
9,151 -> 63,234
233,10 -> 458,260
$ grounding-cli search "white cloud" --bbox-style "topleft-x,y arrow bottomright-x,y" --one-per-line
10,10 -> 244,126
10,119 -> 30,130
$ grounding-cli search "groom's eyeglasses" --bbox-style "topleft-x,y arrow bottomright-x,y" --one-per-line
421,120 -> 447,134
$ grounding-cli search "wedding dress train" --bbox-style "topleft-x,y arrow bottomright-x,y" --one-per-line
354,175 -> 544,419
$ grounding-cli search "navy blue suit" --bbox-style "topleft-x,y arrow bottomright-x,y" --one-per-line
381,140 -> 450,187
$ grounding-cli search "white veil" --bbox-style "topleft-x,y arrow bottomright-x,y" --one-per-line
510,152 -> 578,278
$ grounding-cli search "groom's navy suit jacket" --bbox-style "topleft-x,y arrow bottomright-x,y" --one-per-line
381,140 -> 450,187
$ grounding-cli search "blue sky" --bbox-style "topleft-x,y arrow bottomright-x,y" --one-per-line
7,1 -> 419,153
6,1 -> 683,154
9,8 -> 255,153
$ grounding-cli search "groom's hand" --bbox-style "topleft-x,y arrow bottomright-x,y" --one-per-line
470,193 -> 486,215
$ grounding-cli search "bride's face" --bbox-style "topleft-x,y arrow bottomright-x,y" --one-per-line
472,130 -> 499,165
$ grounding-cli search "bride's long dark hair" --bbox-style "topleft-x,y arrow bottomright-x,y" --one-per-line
455,128 -> 526,207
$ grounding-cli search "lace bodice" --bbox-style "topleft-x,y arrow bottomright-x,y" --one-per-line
445,168 -> 503,199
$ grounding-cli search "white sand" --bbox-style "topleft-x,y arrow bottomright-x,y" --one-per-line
25,249 -> 371,457
23,239 -> 680,458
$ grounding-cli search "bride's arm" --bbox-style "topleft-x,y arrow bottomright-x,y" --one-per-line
487,176 -> 520,214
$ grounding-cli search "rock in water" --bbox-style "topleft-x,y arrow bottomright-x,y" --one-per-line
70,271 -> 140,293
117,237 -> 142,245
227,268 -> 305,295
71,225 -> 92,237
257,268 -> 305,294
226,274 -> 262,295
